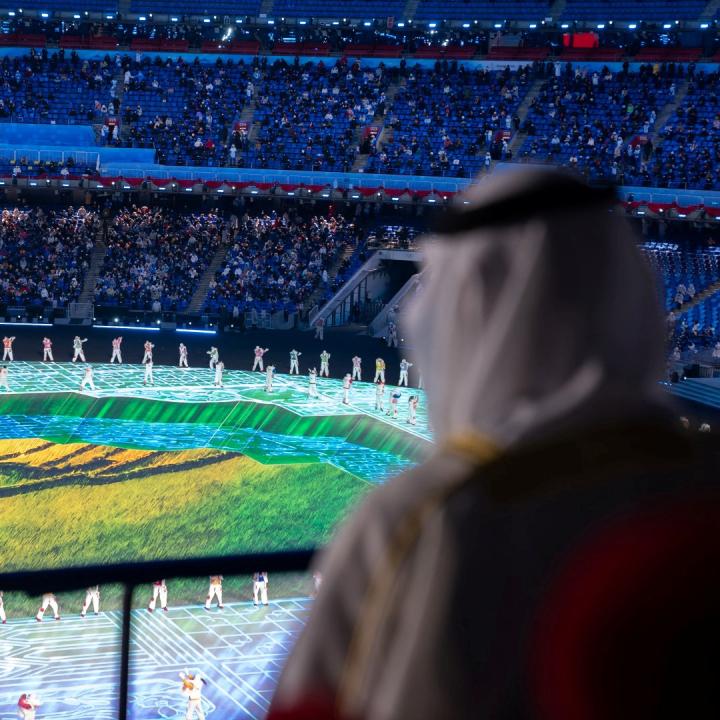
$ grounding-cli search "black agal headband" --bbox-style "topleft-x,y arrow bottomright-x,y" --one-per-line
434,175 -> 617,236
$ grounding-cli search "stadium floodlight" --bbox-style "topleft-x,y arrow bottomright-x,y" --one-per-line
73,12 -> 80,17
364,21 -> 372,26
321,192 -> 330,197
138,15 -> 146,20
663,23 -> 672,28
8,10 -> 15,15
462,22 -> 470,27
171,16 -> 178,21
397,22 -> 405,27
177,328 -> 217,335
40,11 -> 49,17
529,23 -> 537,28
184,187 -> 193,192
428,198 -> 436,203
493,23 -> 503,28
628,23 -> 637,29
299,20 -> 306,24
267,19 -> 274,24
332,20 -> 339,25
106,13 -> 114,18
701,22 -> 709,28
596,23 -> 605,29
62,182 -> 70,187
235,18 -> 242,22
203,18 -> 211,23
29,181 -> 37,186
351,193 -> 360,199
287,191 -> 295,196
561,22 -> 569,28
250,189 -> 259,194
428,22 -> 437,28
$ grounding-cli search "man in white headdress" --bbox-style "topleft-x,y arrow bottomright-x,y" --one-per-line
270,169 -> 717,720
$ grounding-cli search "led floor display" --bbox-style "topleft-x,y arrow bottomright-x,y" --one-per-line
0,362 -> 431,718
0,362 -> 431,574
0,598 -> 311,720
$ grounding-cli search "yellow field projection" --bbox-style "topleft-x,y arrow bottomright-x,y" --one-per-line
0,439 -> 367,572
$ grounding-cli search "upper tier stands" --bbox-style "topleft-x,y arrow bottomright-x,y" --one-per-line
415,0 -> 551,21
128,0 -> 262,16
0,206 -> 98,309
0,52 -> 114,125
366,65 -> 530,177
654,71 -> 720,190
273,0 -> 406,18
561,0 -> 707,20
518,65 -> 673,184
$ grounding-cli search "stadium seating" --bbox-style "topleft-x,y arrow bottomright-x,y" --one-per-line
0,207 -> 98,309
94,208 -> 225,312
128,0 -> 262,15
204,213 -> 354,315
414,0 -> 551,21
518,66 -> 673,184
562,0 -> 706,21
366,65 -> 530,177
272,0 -> 406,18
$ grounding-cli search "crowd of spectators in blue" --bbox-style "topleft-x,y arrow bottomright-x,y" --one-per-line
94,205 -> 225,311
0,206 -> 98,309
204,211 -> 355,315
366,63 -> 531,177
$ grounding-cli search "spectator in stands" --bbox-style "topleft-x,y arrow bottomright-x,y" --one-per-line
270,169 -> 719,719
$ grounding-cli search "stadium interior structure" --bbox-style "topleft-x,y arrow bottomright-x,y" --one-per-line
3,2 -> 720,718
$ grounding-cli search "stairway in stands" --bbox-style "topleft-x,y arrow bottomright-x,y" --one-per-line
79,235 -> 108,304
186,243 -> 232,314
700,0 -> 720,20
403,0 -> 421,20
506,77 -> 545,158
305,245 -> 357,320
653,80 -> 689,136
351,77 -> 405,172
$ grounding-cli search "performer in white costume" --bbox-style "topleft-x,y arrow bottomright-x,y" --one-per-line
42,337 -> 54,362
143,359 -> 154,386
36,593 -> 60,621
252,346 -> 269,371
342,374 -> 352,405
17,693 -> 41,720
81,586 -> 100,617
180,671 -> 207,720
110,336 -> 123,363
214,360 -> 225,388
374,358 -> 385,383
308,368 -> 318,398
142,340 -> 154,364
320,350 -> 331,377
265,365 -> 275,392
0,365 -> 9,391
207,346 -> 219,369
398,358 -> 413,387
204,576 -> 224,610
2,335 -> 15,361
351,356 -> 362,381
253,572 -> 269,606
148,579 -> 168,612
290,349 -> 301,375
80,365 -> 95,391
72,336 -> 88,362
179,343 -> 189,367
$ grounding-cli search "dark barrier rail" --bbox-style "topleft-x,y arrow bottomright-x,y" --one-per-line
0,549 -> 316,720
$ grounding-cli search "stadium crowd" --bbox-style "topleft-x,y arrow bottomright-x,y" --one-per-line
0,206 -> 98,308
204,210 -> 355,314
94,206 -> 226,311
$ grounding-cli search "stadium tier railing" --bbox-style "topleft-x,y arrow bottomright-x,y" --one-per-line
0,549 -> 315,720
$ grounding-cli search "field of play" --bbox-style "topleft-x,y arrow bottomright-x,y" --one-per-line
0,362 -> 431,575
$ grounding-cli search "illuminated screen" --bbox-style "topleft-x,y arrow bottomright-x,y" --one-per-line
0,361 -> 431,573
